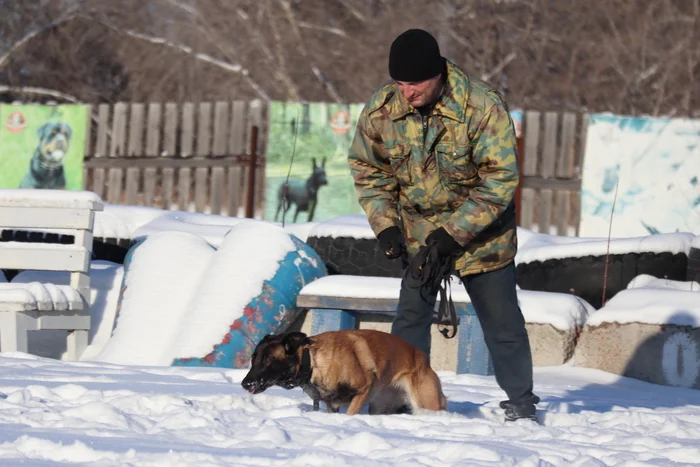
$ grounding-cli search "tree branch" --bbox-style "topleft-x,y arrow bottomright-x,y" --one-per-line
0,13 -> 79,70
0,85 -> 81,103
90,17 -> 271,101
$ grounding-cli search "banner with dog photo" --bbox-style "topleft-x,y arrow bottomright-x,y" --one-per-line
0,104 -> 89,191
263,101 -> 367,224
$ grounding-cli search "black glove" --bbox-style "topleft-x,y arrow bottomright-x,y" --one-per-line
377,226 -> 404,260
425,227 -> 462,258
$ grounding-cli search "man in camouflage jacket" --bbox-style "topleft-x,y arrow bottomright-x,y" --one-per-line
348,29 -> 540,422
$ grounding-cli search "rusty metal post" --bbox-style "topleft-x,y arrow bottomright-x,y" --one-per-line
245,126 -> 259,218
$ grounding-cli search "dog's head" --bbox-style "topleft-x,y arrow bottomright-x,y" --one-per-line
241,332 -> 313,394
311,157 -> 328,188
37,122 -> 72,164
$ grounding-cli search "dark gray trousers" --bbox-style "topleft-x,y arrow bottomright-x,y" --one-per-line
391,261 -> 536,403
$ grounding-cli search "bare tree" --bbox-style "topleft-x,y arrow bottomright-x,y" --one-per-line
0,0 -> 697,117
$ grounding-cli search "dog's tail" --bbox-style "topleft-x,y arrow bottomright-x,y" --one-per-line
407,353 -> 447,411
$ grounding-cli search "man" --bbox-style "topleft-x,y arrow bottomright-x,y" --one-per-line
347,29 -> 539,422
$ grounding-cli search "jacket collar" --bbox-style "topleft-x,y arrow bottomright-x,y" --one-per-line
386,60 -> 468,123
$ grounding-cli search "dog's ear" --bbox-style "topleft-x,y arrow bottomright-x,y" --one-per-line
282,332 -> 311,354
36,123 -> 50,139
312,158 -> 317,170
321,157 -> 326,168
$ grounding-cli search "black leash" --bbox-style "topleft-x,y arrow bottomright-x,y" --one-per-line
403,244 -> 458,339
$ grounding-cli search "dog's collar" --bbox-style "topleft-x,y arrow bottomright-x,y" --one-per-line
298,347 -> 313,383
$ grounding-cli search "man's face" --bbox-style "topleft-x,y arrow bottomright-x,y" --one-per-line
396,73 -> 443,108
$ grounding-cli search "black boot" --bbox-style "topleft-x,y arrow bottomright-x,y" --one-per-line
500,395 -> 540,422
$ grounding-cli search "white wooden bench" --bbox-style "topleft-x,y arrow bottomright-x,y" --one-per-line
0,189 -> 103,359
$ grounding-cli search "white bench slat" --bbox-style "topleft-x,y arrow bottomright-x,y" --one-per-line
0,189 -> 103,211
0,206 -> 94,230
0,243 -> 89,272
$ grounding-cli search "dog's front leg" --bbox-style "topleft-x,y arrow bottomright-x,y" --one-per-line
345,390 -> 371,415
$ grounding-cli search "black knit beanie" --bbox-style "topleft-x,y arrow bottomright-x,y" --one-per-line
389,29 -> 445,82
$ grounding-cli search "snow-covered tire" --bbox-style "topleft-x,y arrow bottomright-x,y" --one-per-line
305,235 -> 404,278
688,247 -> 700,283
516,251 -> 688,309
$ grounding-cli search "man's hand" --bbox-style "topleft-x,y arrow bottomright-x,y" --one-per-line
425,227 -> 462,258
377,226 -> 404,260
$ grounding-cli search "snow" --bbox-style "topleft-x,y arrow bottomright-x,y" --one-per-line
299,276 -> 592,331
2,354 -> 700,465
1,198 -> 700,465
0,188 -> 103,209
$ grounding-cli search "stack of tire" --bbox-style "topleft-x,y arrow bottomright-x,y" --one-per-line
304,220 -> 697,310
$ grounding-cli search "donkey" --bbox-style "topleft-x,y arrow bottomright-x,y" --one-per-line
275,157 -> 328,223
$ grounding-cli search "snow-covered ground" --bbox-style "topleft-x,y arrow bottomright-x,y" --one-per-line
2,353 -> 700,466
1,196 -> 700,465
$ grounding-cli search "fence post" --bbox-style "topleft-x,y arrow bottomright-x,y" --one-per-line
245,126 -> 259,218
516,131 -> 524,226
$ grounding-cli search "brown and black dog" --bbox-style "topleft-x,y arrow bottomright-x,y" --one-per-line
241,329 -> 447,415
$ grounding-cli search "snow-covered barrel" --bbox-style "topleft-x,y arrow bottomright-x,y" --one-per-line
96,220 -> 327,368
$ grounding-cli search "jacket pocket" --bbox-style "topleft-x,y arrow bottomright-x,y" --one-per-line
436,143 -> 479,186
385,144 -> 412,186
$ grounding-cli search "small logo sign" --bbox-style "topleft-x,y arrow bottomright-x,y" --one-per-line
330,110 -> 351,135
5,111 -> 27,134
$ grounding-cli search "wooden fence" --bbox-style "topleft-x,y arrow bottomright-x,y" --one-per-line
82,100 -> 268,217
517,110 -> 588,236
81,102 -> 587,235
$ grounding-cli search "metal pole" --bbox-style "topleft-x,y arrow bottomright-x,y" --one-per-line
245,126 -> 259,218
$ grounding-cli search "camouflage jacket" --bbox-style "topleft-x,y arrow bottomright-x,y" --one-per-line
347,60 -> 519,276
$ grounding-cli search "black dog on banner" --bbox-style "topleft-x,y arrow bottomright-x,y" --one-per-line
20,121 -> 73,189
275,157 -> 328,223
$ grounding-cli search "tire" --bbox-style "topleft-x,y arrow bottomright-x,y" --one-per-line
688,247 -> 700,283
306,235 -> 403,278
516,251 -> 688,309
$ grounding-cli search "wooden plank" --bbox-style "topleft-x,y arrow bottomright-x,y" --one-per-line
194,167 -> 209,213
573,113 -> 590,235
127,103 -> 145,156
144,103 -> 162,206
0,244 -> 89,272
107,102 -> 128,204
228,101 -> 247,216
85,155 -> 249,170
212,101 -> 229,156
95,104 -> 110,157
163,103 -> 178,156
124,103 -> 144,205
537,112 -> 558,234
210,168 -> 225,215
521,177 -> 581,191
541,112 -> 558,179
181,103 -> 195,157
244,100 -> 264,217
124,167 -> 140,205
178,103 -> 195,211
194,103 -> 212,212
555,112 -> 577,235
522,111 -> 540,176
92,104 -> 110,198
162,103 -> 178,209
146,103 -> 162,156
0,207 -> 94,230
520,111 -> 541,230
210,101 -> 229,214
